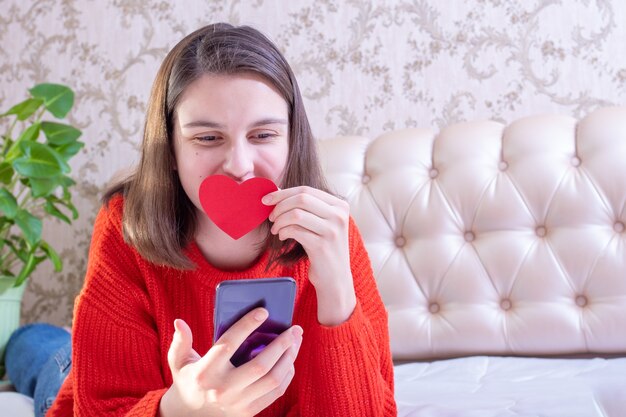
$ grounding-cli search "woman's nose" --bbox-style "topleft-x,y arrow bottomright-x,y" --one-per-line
222,141 -> 254,181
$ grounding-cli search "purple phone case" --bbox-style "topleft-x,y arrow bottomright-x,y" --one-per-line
214,277 -> 296,366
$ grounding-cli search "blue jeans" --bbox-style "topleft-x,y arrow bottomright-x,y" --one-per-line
5,323 -> 71,417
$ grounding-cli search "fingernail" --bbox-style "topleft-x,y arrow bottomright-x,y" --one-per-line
292,326 -> 303,338
173,320 -> 180,338
262,194 -> 273,205
254,309 -> 269,321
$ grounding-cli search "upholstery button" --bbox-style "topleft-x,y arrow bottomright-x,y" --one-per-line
500,299 -> 512,311
575,295 -> 588,307
429,302 -> 440,314
429,168 -> 439,179
571,156 -> 581,167
536,226 -> 547,237
498,161 -> 508,171
464,231 -> 475,242
614,221 -> 625,233
395,236 -> 406,247
362,175 -> 371,184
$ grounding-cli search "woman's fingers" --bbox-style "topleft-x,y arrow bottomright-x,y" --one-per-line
269,194 -> 348,240
271,209 -> 324,238
264,186 -> 342,208
197,307 -> 269,372
242,330 -> 302,399
231,325 -> 303,387
268,188 -> 347,223
245,362 -> 297,416
167,319 -> 201,374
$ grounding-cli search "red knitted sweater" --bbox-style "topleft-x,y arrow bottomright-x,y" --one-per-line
47,195 -> 397,416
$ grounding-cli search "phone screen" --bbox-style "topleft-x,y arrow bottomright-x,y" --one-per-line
213,277 -> 296,366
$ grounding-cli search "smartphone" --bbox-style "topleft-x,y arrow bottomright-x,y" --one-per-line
213,277 -> 297,367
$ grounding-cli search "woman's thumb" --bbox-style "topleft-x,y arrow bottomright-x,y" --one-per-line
167,318 -> 196,372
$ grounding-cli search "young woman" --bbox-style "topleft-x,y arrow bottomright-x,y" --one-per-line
43,23 -> 396,416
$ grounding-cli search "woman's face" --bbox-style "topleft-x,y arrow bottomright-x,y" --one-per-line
172,72 -> 290,216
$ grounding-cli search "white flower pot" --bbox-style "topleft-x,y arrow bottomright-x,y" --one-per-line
0,283 -> 26,377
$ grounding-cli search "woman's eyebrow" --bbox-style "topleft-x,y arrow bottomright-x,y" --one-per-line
182,118 -> 288,129
248,118 -> 288,128
182,120 -> 224,129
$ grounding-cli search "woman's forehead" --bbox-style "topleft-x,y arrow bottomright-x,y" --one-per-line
175,73 -> 289,124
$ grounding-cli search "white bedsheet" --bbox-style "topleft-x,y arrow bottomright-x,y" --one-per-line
394,356 -> 626,417
2,356 -> 625,417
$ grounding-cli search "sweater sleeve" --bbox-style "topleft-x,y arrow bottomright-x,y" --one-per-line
50,197 -> 167,416
288,217 -> 397,417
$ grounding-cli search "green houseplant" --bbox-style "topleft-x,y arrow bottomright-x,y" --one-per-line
0,83 -> 83,375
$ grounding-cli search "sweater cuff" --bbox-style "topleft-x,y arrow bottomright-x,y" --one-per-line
127,388 -> 168,417
308,300 -> 371,345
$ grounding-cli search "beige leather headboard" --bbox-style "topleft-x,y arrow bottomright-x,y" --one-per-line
318,107 -> 626,360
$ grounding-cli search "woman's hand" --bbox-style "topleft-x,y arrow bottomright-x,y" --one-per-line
160,308 -> 303,417
263,187 -> 357,326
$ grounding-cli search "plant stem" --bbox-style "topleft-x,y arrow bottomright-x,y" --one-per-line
4,253 -> 17,274
2,118 -> 18,155
0,208 -> 13,246
0,249 -> 15,272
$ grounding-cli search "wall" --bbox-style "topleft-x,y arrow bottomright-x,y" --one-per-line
0,0 -> 624,326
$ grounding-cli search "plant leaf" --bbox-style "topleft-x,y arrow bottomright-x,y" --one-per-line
0,188 -> 18,218
16,122 -> 41,143
1,98 -> 44,121
47,194 -> 78,220
14,209 -> 42,247
44,200 -> 71,224
29,84 -> 74,119
5,122 -> 41,161
39,240 -> 62,272
0,162 -> 13,184
20,122 -> 42,142
14,249 -> 43,287
13,141 -> 68,178
41,121 -> 82,145
29,177 -> 60,197
59,175 -> 76,188
0,275 -> 18,295
65,200 -> 79,220
2,237 -> 27,262
55,141 -> 84,159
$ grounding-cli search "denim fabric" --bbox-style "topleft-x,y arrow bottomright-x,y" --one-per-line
5,323 -> 71,417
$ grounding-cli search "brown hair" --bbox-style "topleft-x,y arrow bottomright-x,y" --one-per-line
103,23 -> 329,269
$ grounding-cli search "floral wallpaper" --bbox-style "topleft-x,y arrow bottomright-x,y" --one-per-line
0,0 -> 624,326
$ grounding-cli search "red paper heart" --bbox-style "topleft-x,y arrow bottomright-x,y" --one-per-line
198,175 -> 278,240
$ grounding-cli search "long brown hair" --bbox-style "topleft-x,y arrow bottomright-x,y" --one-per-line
103,23 -> 329,269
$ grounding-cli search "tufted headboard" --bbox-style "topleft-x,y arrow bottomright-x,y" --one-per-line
318,107 -> 626,361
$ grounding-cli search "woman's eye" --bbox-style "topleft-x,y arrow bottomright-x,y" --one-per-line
253,132 -> 276,140
195,135 -> 218,142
